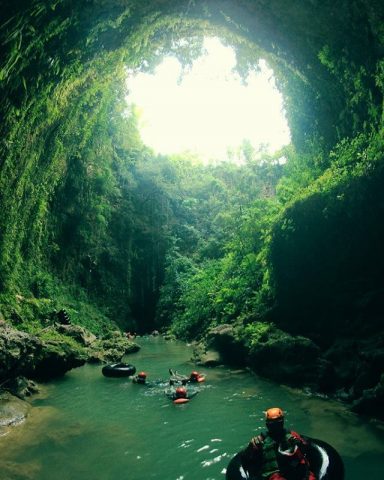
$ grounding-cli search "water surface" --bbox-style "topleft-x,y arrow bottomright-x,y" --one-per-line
1,337 -> 383,479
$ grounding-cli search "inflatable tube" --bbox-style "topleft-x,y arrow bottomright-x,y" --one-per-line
102,363 -> 136,378
226,436 -> 344,480
173,398 -> 190,404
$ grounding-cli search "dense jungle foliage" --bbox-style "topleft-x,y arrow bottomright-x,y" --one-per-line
0,0 -> 383,357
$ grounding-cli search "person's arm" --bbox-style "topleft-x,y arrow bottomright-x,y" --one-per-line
289,431 -> 310,456
187,390 -> 199,399
241,434 -> 264,459
249,435 -> 264,450
239,435 -> 264,475
164,389 -> 175,400
169,368 -> 187,381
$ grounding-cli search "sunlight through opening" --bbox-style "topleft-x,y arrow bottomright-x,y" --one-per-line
126,37 -> 291,164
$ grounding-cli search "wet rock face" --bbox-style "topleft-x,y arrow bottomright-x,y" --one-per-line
192,341 -> 222,367
29,339 -> 86,380
0,326 -> 42,379
197,323 -> 321,385
87,331 -> 140,363
323,335 -> 384,419
351,373 -> 384,419
56,324 -> 97,346
198,323 -> 384,419
247,333 -> 321,386
0,323 -> 141,382
0,324 -> 86,381
0,391 -> 30,432
2,377 -> 39,400
205,325 -> 248,366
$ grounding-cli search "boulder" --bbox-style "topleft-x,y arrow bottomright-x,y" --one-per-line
247,328 -> 321,386
323,340 -> 362,389
196,349 -> 222,367
0,391 -> 30,430
0,325 -> 42,378
87,332 -> 140,363
163,333 -> 176,341
322,335 -> 384,402
0,323 -> 141,381
29,338 -> 86,380
205,324 -> 248,366
197,322 -> 321,386
192,341 -> 222,366
0,324 -> 86,381
351,373 -> 384,419
56,324 -> 97,346
2,376 -> 39,399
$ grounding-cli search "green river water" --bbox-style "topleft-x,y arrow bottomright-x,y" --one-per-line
1,336 -> 383,480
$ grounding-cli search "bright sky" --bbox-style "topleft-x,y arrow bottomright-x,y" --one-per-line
126,37 -> 290,164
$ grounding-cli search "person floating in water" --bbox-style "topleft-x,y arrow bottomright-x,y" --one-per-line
132,371 -> 167,388
169,368 -> 206,385
132,371 -> 147,384
165,386 -> 199,404
240,407 -> 316,480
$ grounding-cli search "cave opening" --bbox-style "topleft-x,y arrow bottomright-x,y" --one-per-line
125,35 -> 291,164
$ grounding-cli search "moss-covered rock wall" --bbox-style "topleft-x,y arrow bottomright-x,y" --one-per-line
0,0 -> 383,337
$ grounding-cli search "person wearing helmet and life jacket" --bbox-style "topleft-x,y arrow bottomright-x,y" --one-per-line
132,372 -> 165,388
165,385 -> 199,403
169,368 -> 205,385
132,371 -> 147,384
189,370 -> 205,383
241,407 -> 316,480
175,386 -> 187,399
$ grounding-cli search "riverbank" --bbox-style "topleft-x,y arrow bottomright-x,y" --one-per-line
192,323 -> 384,421
1,302 -> 383,434
0,318 -> 140,431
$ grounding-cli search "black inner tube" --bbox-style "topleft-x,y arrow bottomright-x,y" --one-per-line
102,363 -> 136,377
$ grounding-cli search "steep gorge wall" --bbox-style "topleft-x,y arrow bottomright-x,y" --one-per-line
0,0 -> 383,334
269,140 -> 384,341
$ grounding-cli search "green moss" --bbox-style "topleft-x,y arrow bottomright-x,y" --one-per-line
239,322 -> 274,348
36,329 -> 87,356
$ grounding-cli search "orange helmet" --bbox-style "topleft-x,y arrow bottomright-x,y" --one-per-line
138,372 -> 147,378
265,407 -> 284,422
175,386 -> 187,398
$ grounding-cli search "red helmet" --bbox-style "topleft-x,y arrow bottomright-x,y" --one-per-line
138,372 -> 147,378
175,386 -> 187,398
190,371 -> 199,379
265,407 -> 284,422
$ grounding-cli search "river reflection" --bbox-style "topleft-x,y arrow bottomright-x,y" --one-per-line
1,336 -> 383,479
